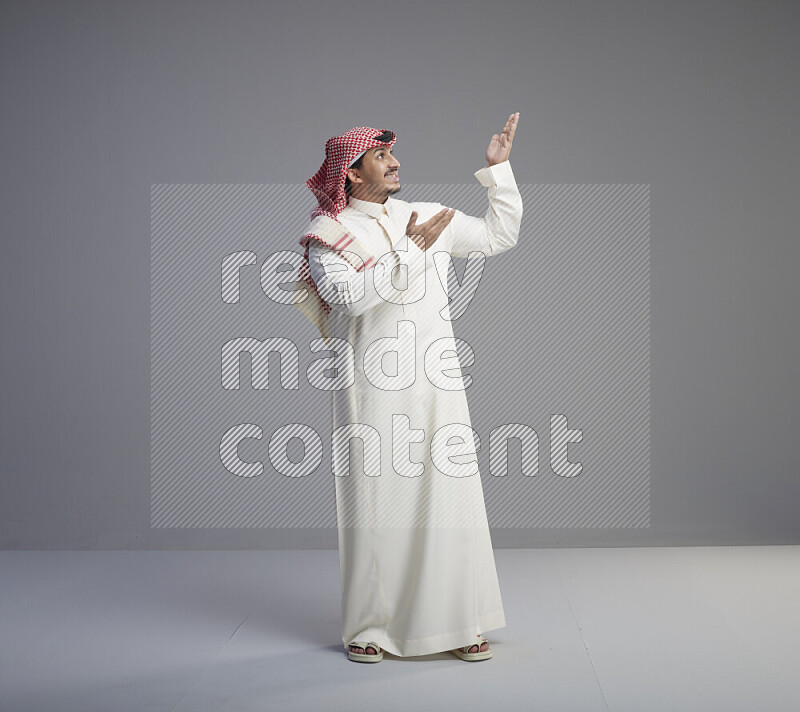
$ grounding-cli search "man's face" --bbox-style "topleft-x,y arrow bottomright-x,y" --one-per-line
347,144 -> 400,202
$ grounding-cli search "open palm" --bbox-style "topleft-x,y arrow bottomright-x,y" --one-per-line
485,112 -> 520,166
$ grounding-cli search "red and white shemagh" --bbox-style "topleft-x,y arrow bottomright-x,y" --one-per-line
294,127 -> 397,339
306,126 -> 397,220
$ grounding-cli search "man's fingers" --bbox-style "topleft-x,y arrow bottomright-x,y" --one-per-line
431,208 -> 454,225
508,112 -> 519,141
408,209 -> 455,249
501,112 -> 518,137
505,112 -> 519,143
413,208 -> 454,232
432,209 -> 455,230
423,208 -> 451,226
406,210 -> 418,231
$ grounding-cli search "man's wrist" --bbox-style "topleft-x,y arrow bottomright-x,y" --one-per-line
475,159 -> 514,187
406,233 -> 425,250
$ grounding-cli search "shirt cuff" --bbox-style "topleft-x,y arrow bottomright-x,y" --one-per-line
474,159 -> 514,187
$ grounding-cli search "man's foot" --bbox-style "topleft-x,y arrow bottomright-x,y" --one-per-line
465,633 -> 490,654
451,633 -> 492,661
348,641 -> 384,662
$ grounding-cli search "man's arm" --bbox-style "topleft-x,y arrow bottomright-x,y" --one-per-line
447,159 -> 523,258
307,235 -> 426,317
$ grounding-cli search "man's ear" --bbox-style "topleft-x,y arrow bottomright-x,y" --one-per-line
346,166 -> 362,184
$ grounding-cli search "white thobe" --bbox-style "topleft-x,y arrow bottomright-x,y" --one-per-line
307,160 -> 523,657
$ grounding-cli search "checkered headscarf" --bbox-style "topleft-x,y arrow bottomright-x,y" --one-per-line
306,126 -> 397,219
293,127 -> 396,341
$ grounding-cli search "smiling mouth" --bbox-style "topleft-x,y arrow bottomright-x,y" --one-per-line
385,172 -> 399,182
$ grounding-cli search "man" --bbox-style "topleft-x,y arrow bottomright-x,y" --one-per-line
294,114 -> 522,662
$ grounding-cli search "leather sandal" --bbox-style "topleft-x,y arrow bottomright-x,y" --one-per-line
348,641 -> 384,662
451,634 -> 492,661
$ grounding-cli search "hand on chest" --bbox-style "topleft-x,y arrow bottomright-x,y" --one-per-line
344,203 -> 452,255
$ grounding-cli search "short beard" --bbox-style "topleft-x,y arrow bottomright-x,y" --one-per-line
384,174 -> 401,197
356,183 -> 401,202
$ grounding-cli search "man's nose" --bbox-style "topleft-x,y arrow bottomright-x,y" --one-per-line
389,155 -> 400,169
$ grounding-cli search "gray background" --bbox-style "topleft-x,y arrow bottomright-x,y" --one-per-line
1,0 -> 797,549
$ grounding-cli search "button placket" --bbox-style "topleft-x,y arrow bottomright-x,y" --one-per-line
377,211 -> 407,319
402,302 -> 417,337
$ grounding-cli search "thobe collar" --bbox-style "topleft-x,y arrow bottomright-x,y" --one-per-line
348,194 -> 395,219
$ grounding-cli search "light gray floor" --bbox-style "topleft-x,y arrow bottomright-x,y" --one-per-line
1,546 -> 798,712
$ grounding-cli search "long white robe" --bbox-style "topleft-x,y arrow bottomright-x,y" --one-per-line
307,160 -> 523,656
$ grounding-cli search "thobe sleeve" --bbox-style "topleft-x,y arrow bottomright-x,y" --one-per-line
308,235 -> 426,317
447,159 -> 523,258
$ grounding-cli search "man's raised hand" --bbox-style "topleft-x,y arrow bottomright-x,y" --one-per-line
485,112 -> 520,167
405,208 -> 455,251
